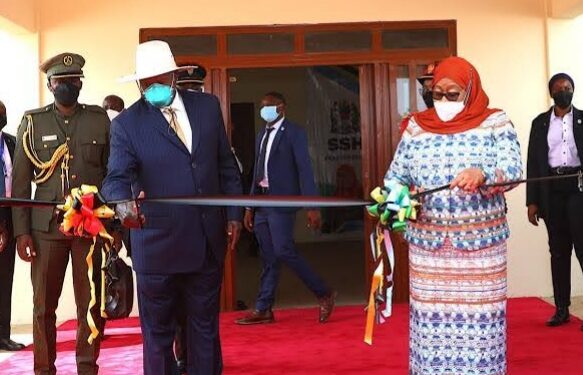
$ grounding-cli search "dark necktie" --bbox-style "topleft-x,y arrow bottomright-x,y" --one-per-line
255,127 -> 275,185
0,135 -> 5,197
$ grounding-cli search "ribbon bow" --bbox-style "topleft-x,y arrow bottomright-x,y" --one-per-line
366,181 -> 419,231
58,185 -> 115,344
59,185 -> 114,240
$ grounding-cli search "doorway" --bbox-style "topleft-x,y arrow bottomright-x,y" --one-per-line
140,20 -> 457,310
230,66 -> 365,308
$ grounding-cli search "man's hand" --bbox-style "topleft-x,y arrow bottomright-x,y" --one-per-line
227,221 -> 242,251
115,200 -> 144,229
16,234 -> 36,262
450,168 -> 486,192
306,210 -> 321,230
0,223 -> 8,253
243,209 -> 254,232
528,204 -> 539,226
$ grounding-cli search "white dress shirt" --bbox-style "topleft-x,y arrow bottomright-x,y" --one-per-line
548,108 -> 581,168
160,93 -> 193,153
258,117 -> 284,187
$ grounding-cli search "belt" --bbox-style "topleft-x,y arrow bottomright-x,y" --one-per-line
549,166 -> 581,175
256,186 -> 269,195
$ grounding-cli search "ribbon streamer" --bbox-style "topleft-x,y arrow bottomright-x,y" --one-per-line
363,182 -> 417,344
364,226 -> 394,345
57,185 -> 115,344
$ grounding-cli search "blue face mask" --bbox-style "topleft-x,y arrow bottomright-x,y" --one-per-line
143,83 -> 175,108
260,105 -> 279,123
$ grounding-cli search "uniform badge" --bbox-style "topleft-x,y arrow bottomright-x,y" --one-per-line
42,135 -> 58,141
63,55 -> 73,66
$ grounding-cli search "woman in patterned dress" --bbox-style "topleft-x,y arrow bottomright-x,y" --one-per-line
384,56 -> 522,375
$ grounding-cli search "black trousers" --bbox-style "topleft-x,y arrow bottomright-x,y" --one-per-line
0,238 -> 16,339
174,301 -> 187,367
137,250 -> 223,375
544,178 -> 583,308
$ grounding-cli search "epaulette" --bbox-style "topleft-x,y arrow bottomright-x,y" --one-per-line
24,104 -> 53,116
83,104 -> 108,116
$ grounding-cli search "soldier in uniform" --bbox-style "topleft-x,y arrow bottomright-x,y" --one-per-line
418,62 -> 436,109
12,53 -> 112,375
176,65 -> 207,93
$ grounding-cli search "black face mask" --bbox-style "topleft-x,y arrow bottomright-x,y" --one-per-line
422,91 -> 434,109
552,91 -> 573,110
0,115 -> 6,130
53,81 -> 80,107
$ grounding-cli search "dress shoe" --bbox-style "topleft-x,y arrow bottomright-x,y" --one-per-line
0,338 -> 25,351
546,307 -> 570,327
318,290 -> 337,323
235,309 -> 275,325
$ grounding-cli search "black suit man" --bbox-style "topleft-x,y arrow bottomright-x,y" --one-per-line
527,73 -> 583,331
0,101 -> 24,351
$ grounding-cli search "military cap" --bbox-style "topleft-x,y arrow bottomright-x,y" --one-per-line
417,62 -> 437,84
40,52 -> 85,79
176,65 -> 207,85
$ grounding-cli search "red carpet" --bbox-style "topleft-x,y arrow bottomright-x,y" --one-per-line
0,298 -> 581,374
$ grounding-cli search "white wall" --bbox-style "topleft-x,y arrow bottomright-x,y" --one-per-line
544,14 -> 583,299
0,0 -> 36,33
4,0 -> 583,325
0,28 -> 39,135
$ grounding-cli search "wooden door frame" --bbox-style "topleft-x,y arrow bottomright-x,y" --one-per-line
140,21 -> 457,310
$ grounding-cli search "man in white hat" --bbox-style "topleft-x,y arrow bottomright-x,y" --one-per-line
101,40 -> 243,375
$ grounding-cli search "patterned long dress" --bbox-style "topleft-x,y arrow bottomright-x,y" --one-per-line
385,111 -> 522,375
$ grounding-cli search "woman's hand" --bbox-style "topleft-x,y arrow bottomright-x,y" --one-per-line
450,168 -> 486,192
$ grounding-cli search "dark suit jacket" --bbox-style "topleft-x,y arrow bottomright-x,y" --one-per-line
526,106 -> 583,218
0,132 -> 16,235
102,91 -> 243,274
250,119 -> 318,210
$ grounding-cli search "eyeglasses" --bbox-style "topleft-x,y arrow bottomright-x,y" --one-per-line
432,91 -> 462,102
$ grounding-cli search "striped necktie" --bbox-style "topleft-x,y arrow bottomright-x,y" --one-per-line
163,107 -> 188,147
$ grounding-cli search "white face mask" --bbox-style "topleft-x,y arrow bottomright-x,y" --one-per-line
433,101 -> 464,122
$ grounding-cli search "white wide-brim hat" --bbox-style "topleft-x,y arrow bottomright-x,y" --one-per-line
120,40 -> 193,82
